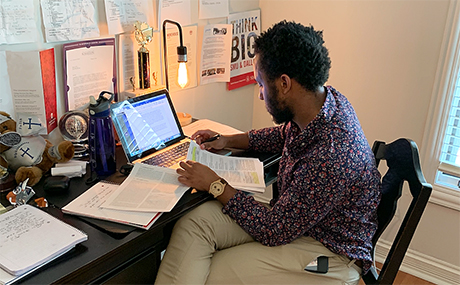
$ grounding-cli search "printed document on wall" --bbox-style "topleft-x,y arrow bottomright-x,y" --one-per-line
199,0 -> 229,20
165,25 -> 198,92
159,0 -> 192,27
0,52 -> 13,116
227,9 -> 260,90
199,24 -> 232,85
104,0 -> 157,35
0,0 -> 37,45
40,0 -> 100,42
63,38 -> 116,111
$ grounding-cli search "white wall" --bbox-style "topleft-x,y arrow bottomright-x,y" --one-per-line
257,0 -> 459,283
0,0 -> 260,141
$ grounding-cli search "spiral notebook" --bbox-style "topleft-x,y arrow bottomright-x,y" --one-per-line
0,205 -> 87,283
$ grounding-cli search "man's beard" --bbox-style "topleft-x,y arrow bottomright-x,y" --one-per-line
266,82 -> 294,124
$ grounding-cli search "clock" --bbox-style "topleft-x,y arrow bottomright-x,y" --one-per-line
59,111 -> 89,157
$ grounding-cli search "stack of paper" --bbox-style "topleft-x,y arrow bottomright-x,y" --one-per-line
0,205 -> 87,285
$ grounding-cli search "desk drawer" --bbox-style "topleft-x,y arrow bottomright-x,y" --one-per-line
103,248 -> 160,284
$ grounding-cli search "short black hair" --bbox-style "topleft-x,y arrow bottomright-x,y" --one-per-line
254,20 -> 331,92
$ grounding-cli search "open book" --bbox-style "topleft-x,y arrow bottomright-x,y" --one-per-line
0,205 -> 87,283
62,181 -> 162,230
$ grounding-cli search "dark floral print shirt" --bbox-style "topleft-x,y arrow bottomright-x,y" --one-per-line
222,86 -> 381,273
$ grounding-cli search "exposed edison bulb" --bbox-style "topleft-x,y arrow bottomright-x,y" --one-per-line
177,62 -> 188,88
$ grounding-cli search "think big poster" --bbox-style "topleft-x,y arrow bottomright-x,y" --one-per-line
227,9 -> 260,90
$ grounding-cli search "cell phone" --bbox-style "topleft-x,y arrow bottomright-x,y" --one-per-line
304,256 -> 328,274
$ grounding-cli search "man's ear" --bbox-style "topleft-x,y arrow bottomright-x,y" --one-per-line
279,74 -> 291,94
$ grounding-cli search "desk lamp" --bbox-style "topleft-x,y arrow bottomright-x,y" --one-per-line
162,20 -> 188,90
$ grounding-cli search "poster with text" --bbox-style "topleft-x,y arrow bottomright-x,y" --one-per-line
227,9 -> 260,90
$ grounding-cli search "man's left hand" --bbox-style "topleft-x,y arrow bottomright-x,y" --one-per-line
176,160 -> 220,192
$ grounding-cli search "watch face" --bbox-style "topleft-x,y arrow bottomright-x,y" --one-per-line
59,111 -> 89,142
210,179 -> 226,198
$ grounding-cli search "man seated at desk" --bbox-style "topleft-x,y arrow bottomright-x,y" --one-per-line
155,20 -> 381,285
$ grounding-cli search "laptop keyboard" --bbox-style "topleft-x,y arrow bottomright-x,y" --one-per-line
142,141 -> 190,168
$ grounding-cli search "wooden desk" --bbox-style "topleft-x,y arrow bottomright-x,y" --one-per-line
10,146 -> 280,284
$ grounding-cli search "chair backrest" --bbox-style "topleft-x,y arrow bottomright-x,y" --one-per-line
362,138 -> 432,285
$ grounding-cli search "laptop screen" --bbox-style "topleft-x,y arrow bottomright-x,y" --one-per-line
110,89 -> 185,163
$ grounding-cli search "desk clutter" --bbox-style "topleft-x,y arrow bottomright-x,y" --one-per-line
62,139 -> 265,230
0,112 -> 75,187
0,116 -> 265,283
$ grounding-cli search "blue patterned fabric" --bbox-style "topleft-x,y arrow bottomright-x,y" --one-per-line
223,86 -> 381,273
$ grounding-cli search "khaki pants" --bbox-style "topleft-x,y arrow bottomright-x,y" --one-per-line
155,200 -> 362,285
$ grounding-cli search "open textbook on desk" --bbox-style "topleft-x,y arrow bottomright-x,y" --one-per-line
63,140 -> 265,226
0,205 -> 87,285
62,181 -> 164,230
101,141 -> 265,213
62,164 -> 189,228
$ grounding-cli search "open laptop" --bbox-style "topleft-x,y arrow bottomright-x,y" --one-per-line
110,89 -> 190,169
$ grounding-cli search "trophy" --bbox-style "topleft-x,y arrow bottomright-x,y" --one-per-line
134,21 -> 153,89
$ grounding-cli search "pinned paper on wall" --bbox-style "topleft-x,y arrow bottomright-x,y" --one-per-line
199,24 -> 232,86
0,0 -> 37,45
164,25 -> 198,92
159,0 -> 192,27
40,0 -> 100,43
199,0 -> 229,20
0,51 -> 13,116
104,0 -> 157,35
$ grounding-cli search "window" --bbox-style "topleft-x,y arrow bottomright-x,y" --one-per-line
422,1 -> 460,211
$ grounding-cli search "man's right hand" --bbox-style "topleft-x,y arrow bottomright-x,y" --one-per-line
191,129 -> 226,150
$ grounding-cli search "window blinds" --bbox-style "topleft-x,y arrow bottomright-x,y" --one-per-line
440,75 -> 460,176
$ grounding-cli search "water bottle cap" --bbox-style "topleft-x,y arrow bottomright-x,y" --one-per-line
89,91 -> 114,116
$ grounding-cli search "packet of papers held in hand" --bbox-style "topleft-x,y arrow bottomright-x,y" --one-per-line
187,140 -> 266,193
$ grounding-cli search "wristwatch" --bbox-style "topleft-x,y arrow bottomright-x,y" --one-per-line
209,178 -> 227,198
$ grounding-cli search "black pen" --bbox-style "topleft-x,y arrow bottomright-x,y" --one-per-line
201,134 -> 221,143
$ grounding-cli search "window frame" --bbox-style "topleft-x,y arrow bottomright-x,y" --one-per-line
421,0 -> 460,211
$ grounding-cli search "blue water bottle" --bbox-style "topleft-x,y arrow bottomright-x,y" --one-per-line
88,91 -> 116,178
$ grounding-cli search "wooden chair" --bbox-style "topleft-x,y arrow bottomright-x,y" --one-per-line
362,138 -> 432,284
